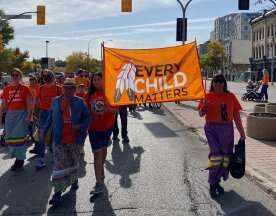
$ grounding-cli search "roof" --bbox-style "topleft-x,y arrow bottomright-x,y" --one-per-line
251,8 -> 276,24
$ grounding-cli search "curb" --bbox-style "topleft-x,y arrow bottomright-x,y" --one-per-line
163,103 -> 276,199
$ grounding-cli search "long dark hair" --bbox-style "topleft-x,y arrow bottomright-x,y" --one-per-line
88,73 -> 102,97
210,74 -> 228,93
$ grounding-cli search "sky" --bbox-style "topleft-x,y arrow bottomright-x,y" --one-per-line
0,0 -> 272,60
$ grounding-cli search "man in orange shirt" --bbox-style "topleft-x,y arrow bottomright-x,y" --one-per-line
260,68 -> 269,102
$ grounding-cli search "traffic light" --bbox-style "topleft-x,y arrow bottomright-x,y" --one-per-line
37,5 -> 46,25
239,0 -> 249,10
121,0 -> 132,12
0,33 -> 3,52
176,18 -> 187,42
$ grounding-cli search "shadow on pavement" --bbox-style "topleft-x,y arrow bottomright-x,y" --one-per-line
105,140 -> 144,188
215,190 -> 275,216
90,185 -> 116,216
47,190 -> 77,216
0,158 -> 52,216
129,110 -> 143,120
144,122 -> 179,138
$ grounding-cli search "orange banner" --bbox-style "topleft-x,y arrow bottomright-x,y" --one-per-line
103,41 -> 205,106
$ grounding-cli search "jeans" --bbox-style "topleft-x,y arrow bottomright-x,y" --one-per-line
113,106 -> 128,138
260,85 -> 268,101
36,110 -> 51,159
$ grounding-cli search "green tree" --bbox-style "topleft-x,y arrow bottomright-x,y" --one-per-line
0,10 -> 15,46
200,40 -> 225,77
65,52 -> 101,73
0,47 -> 29,73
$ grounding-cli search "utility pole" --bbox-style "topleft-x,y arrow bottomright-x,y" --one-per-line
176,0 -> 192,44
45,40 -> 49,58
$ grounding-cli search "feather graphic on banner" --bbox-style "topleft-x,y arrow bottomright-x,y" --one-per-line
114,62 -> 136,102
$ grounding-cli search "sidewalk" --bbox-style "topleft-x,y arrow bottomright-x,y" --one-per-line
164,100 -> 276,199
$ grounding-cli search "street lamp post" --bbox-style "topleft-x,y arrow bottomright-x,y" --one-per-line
45,40 -> 49,58
87,39 -> 92,72
176,0 -> 193,44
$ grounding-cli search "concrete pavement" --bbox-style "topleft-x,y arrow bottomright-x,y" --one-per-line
1,108 -> 276,215
163,81 -> 276,200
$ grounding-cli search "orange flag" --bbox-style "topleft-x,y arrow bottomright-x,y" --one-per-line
103,41 -> 205,106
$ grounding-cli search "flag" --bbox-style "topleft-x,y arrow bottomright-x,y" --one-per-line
103,41 -> 205,106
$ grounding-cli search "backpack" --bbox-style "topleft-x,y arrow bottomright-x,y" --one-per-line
229,139 -> 246,179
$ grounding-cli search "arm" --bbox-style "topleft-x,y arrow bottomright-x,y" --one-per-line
198,100 -> 207,117
234,112 -> 246,140
0,99 -> 6,126
26,95 -> 33,122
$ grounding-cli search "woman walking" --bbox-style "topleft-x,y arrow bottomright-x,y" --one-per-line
198,74 -> 246,198
87,73 -> 117,195
0,68 -> 32,171
42,78 -> 90,207
35,70 -> 62,170
260,68 -> 269,102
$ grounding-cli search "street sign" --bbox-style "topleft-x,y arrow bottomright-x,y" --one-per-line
3,14 -> 32,20
121,0 -> 132,12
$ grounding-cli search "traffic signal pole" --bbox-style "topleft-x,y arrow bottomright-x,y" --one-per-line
176,0 -> 192,44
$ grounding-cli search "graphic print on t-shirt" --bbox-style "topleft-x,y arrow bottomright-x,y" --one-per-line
92,97 -> 105,114
220,103 -> 229,122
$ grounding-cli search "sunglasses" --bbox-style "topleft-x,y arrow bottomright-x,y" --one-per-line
11,74 -> 20,77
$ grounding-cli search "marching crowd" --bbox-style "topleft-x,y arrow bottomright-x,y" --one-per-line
4,67 -> 271,205
0,68 -> 129,207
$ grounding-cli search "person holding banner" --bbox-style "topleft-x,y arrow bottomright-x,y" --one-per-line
198,74 -> 246,198
87,73 -> 117,195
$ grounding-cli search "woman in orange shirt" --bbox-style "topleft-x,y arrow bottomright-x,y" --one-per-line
0,68 -> 32,171
198,74 -> 246,198
260,68 -> 269,102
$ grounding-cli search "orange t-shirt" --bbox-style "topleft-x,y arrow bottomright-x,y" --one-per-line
198,91 -> 242,123
61,100 -> 75,144
75,77 -> 90,88
76,92 -> 86,99
88,91 -> 115,131
29,84 -> 40,98
37,84 -> 63,110
2,84 -> 31,110
262,73 -> 269,85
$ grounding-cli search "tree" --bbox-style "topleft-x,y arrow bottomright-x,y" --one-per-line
200,41 -> 225,77
65,52 -> 101,73
255,0 -> 276,8
0,47 -> 29,73
0,10 -> 15,46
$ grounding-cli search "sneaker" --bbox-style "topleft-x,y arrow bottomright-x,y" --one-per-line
29,148 -> 37,154
90,182 -> 105,195
49,191 -> 62,207
36,158 -> 46,170
122,136 -> 129,144
71,180 -> 79,190
112,136 -> 119,142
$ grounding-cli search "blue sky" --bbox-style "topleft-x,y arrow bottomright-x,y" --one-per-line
0,0 -> 271,60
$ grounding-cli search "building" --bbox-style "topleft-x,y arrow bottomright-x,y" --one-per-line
212,12 -> 261,79
250,9 -> 276,82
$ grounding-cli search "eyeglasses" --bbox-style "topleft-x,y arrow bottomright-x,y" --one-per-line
11,74 -> 20,77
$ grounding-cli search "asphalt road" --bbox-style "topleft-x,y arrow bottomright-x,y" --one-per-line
0,107 -> 276,215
